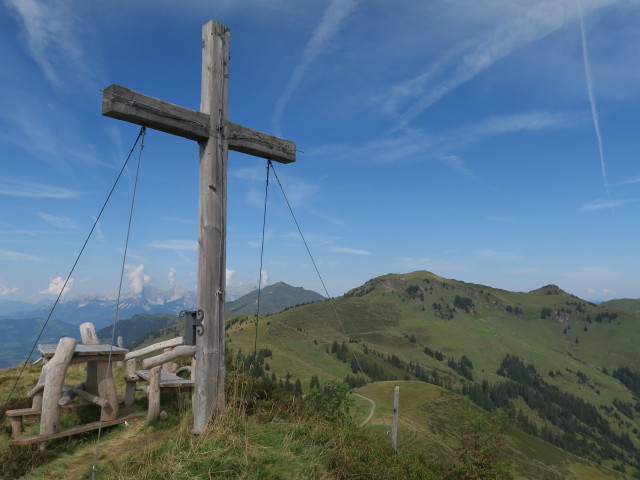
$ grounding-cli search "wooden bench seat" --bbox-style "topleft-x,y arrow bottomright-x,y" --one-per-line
6,404 -> 83,439
9,413 -> 139,446
135,370 -> 194,389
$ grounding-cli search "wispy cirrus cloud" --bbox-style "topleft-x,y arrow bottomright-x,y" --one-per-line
386,0 -> 615,130
272,0 -> 359,136
149,240 -> 198,251
580,198 -> 639,211
5,0 -> 99,91
329,246 -> 372,256
474,250 -> 520,261
0,249 -> 42,262
0,179 -> 79,198
38,213 -> 80,230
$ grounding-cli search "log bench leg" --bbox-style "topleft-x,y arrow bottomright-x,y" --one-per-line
11,417 -> 22,439
147,366 -> 161,421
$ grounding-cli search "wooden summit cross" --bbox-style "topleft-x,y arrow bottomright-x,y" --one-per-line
101,20 -> 295,433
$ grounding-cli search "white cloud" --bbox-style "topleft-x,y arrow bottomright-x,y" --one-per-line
149,240 -> 198,251
0,179 -> 79,198
38,213 -> 80,230
40,276 -> 73,296
167,267 -> 176,286
125,264 -> 150,295
0,249 -> 42,262
272,0 -> 359,135
329,246 -> 372,256
260,269 -> 269,286
226,268 -> 237,285
5,0 -> 99,91
0,279 -> 18,295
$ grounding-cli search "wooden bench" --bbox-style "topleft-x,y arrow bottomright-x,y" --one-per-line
124,337 -> 196,421
6,405 -> 83,439
10,413 -> 139,446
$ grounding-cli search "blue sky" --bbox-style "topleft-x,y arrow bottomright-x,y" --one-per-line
1,0 -> 640,304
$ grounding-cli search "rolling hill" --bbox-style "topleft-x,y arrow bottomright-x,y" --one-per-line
225,281 -> 325,316
225,270 -> 640,476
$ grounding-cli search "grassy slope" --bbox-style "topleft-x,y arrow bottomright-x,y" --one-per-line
2,270 -> 639,478
227,270 -> 640,474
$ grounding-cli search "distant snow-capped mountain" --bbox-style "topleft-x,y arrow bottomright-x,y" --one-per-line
1,286 -> 196,329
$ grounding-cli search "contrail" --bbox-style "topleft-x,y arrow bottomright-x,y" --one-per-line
576,0 -> 612,203
272,0 -> 358,137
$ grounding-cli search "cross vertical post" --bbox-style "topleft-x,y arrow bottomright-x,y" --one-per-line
101,19 -> 296,432
193,20 -> 230,433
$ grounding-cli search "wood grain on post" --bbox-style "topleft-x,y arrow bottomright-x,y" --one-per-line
192,20 -> 230,434
40,337 -> 77,437
124,358 -> 137,407
147,366 -> 161,421
124,337 -> 184,361
142,345 -> 196,370
117,336 -> 124,367
80,322 -> 100,397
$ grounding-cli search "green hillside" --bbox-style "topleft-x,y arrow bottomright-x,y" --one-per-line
601,299 -> 640,316
226,281 -> 325,316
227,270 -> 640,476
3,270 -> 639,478
96,313 -> 179,349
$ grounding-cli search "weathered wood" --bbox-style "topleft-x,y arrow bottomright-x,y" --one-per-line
63,387 -> 109,408
117,336 -> 124,367
39,344 -> 128,357
58,382 -> 85,406
10,413 -> 139,446
100,20 -> 296,433
40,337 -> 77,437
135,370 -> 194,389
391,385 -> 399,454
27,382 -> 44,398
97,360 -> 118,421
192,20 -> 229,434
102,84 -> 210,141
6,405 -> 81,439
141,345 -> 196,370
124,357 -> 137,407
162,348 -> 174,373
80,322 -> 99,345
124,337 -> 184,361
147,366 -> 161,421
102,86 -> 295,163
226,122 -> 295,163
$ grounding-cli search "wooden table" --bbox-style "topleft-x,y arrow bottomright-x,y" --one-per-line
38,343 -> 128,422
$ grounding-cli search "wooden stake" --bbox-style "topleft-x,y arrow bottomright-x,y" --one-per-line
391,385 -> 399,454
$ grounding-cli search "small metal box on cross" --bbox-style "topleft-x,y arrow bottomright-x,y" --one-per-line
101,20 -> 296,433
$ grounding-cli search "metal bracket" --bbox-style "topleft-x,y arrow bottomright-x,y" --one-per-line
180,309 -> 204,346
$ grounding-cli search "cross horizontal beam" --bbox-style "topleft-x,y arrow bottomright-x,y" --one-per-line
102,84 -> 296,164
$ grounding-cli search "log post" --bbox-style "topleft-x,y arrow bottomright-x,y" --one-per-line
40,337 -> 77,438
80,322 -> 99,396
147,366 -> 161,421
117,336 -> 124,367
124,358 -> 137,407
391,385 -> 399,454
